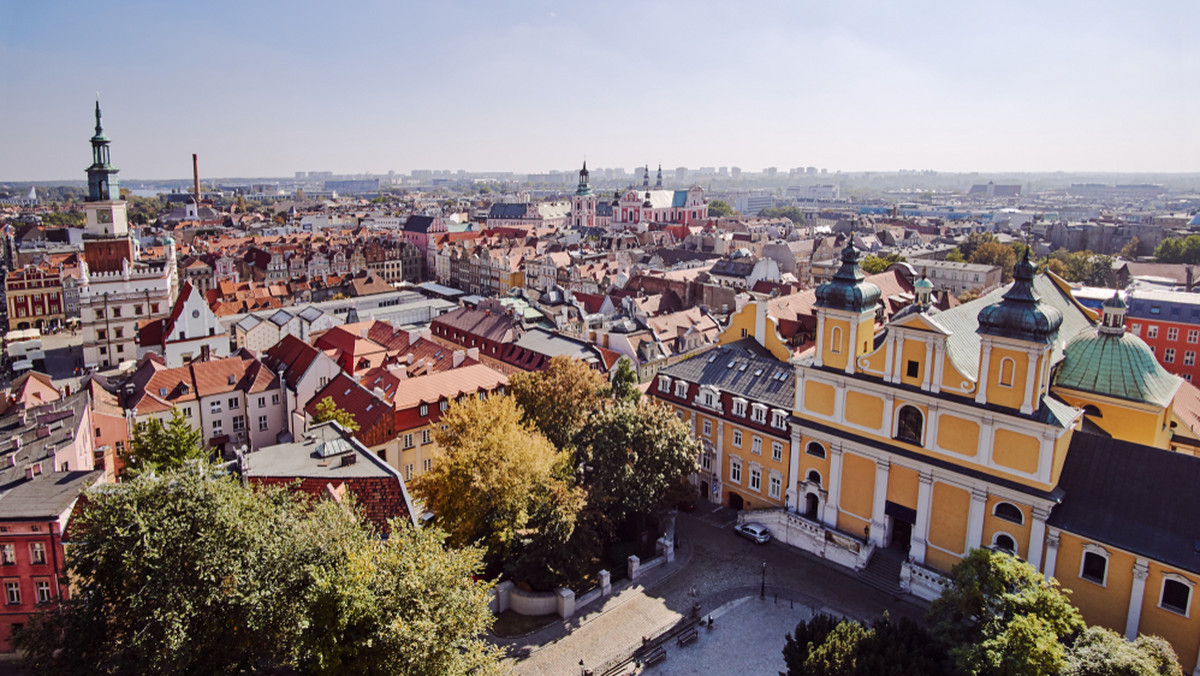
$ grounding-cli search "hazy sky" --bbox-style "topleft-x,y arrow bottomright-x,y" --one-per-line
2,0 -> 1197,180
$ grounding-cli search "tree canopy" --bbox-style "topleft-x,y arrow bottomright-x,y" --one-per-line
759,205 -> 806,224
121,407 -> 208,476
312,396 -> 360,432
509,355 -> 607,451
574,399 -> 699,522
1063,626 -> 1182,676
707,199 -> 735,217
413,394 -> 580,579
1154,235 -> 1200,264
860,252 -> 906,275
1045,249 -> 1113,286
783,613 -> 947,676
15,465 -> 502,675
609,356 -> 641,404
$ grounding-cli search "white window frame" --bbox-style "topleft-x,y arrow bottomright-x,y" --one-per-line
1189,330 -> 1199,344
1130,323 -> 1141,335
1078,543 -> 1110,586
991,531 -> 1017,555
772,441 -> 783,462
1165,348 -> 1175,363
1187,351 -> 1196,366
729,457 -> 742,484
751,436 -> 762,455
732,429 -> 743,448
1159,574 -> 1193,617
768,473 -> 782,499
749,466 -> 762,491
674,380 -> 688,398
1167,327 -> 1179,341
1148,325 -> 1159,339
702,419 -> 712,437
750,403 -> 767,424
657,376 -> 670,393
772,409 -> 787,429
732,398 -> 747,417
993,501 -> 1024,525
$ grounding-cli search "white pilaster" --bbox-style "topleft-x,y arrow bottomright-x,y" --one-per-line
911,472 -> 934,565
823,445 -> 843,528
1043,528 -> 1061,581
786,427 -> 802,513
1028,507 -> 1049,572
870,459 -> 890,546
712,420 -> 725,504
882,332 -> 896,384
1021,348 -> 1039,414
931,342 -> 944,394
845,318 -> 858,375
922,340 -> 934,389
925,404 -> 940,451
975,342 -> 992,405
966,487 -> 988,551
814,314 -> 825,368
1125,558 -> 1150,641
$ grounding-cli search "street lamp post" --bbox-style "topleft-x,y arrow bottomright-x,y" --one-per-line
760,561 -> 766,599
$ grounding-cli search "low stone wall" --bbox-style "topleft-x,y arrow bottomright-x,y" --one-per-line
900,560 -> 950,601
491,569 -> 614,619
738,508 -> 873,571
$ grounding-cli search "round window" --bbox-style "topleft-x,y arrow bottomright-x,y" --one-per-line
192,310 -> 200,318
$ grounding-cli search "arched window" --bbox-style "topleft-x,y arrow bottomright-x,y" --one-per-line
1161,576 -> 1193,615
993,502 -> 1024,525
1082,404 -> 1102,419
896,405 -> 924,444
806,442 -> 826,459
807,470 -> 822,486
992,533 -> 1016,555
999,357 -> 1016,388
830,326 -> 843,354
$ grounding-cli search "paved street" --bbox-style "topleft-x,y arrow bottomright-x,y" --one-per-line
502,502 -> 927,675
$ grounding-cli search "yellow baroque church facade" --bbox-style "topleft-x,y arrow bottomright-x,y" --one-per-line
653,244 -> 1200,672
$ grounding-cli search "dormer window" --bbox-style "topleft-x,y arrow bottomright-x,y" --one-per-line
732,398 -> 748,417
674,380 -> 688,398
750,403 -> 768,424
658,376 -> 670,393
771,410 -> 787,429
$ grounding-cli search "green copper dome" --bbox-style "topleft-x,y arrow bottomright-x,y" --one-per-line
1056,329 -> 1180,407
977,250 -> 1062,344
815,241 -> 881,314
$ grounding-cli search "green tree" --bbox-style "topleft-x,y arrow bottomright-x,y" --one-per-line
574,399 -> 699,522
708,199 -> 735,217
760,205 -> 806,224
959,232 -> 998,261
122,407 -> 208,475
14,465 -> 503,675
413,394 -> 579,573
609,356 -> 641,403
930,549 -> 1085,676
509,355 -> 607,451
312,396 -> 361,433
783,613 -> 947,676
1119,236 -> 1141,260
969,241 -> 1018,281
1063,626 -> 1182,676
860,252 -> 905,275
945,248 -> 966,263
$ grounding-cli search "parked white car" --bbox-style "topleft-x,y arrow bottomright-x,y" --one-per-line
734,522 -> 771,544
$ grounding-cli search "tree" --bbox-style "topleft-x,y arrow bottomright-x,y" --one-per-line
929,548 -> 1084,676
509,355 -> 607,451
610,356 -> 641,403
312,396 -> 360,433
959,232 -> 998,261
860,253 -> 905,275
1063,626 -> 1182,676
783,613 -> 947,676
969,241 -> 1018,281
14,465 -> 503,675
1119,237 -> 1141,260
759,205 -> 806,225
413,394 -> 580,574
574,399 -> 699,522
945,248 -> 966,263
121,407 -> 208,475
708,199 -> 735,217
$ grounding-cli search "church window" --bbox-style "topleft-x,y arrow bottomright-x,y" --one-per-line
991,533 -> 1016,555
1160,576 -> 1192,616
895,406 -> 924,445
993,502 -> 1024,525
807,470 -> 822,485
998,357 -> 1016,388
830,327 -> 843,354
1080,546 -> 1109,585
806,442 -> 826,459
906,360 -> 919,378
1165,348 -> 1175,363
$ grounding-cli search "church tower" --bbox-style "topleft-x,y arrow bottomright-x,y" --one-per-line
84,100 -> 129,237
813,241 -> 881,374
655,164 -> 663,189
974,250 -> 1062,413
572,160 -> 596,228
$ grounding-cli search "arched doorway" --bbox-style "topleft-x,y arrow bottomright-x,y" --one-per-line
729,492 -> 744,511
805,493 -> 819,519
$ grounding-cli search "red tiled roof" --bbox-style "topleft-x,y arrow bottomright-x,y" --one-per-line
389,364 -> 508,411
304,373 -> 390,432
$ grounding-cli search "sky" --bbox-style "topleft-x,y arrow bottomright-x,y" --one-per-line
1,0 -> 1198,181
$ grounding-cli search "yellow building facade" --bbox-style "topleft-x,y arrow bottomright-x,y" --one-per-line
658,246 -> 1200,672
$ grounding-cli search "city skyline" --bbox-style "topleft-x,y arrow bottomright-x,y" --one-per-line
1,0 -> 1198,181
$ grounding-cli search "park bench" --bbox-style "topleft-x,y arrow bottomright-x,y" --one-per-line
677,628 -> 698,647
641,645 -> 667,666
